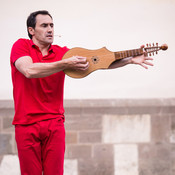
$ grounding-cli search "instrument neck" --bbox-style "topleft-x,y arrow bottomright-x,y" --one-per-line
114,48 -> 144,60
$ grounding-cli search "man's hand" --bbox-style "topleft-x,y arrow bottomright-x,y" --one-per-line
130,45 -> 154,69
65,56 -> 89,71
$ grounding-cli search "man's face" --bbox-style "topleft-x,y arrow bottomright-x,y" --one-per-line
29,14 -> 54,45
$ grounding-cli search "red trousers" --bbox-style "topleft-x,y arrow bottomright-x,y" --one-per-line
15,118 -> 65,175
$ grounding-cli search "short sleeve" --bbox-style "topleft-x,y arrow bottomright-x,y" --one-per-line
62,46 -> 69,53
10,39 -> 30,65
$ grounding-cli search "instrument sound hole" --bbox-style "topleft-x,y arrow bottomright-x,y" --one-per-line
91,56 -> 99,64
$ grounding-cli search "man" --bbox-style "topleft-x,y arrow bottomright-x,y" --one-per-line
10,10 -> 153,175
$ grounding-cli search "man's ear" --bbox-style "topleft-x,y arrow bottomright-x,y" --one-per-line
28,27 -> 35,36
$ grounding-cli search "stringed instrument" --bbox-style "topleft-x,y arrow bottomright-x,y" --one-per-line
62,43 -> 168,78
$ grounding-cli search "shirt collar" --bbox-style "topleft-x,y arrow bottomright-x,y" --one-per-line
29,39 -> 54,53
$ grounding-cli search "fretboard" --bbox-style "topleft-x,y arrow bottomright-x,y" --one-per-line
114,48 -> 144,60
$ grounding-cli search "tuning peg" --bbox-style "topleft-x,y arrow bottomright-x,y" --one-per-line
153,43 -> 155,47
146,44 -> 149,47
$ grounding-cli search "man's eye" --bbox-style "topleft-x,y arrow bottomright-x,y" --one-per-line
42,24 -> 47,27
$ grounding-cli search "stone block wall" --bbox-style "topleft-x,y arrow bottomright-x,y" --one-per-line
0,99 -> 175,175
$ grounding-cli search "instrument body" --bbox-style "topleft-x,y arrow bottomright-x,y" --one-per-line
62,43 -> 168,78
62,47 -> 115,78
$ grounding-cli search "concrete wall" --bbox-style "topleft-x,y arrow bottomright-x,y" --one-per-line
0,99 -> 175,175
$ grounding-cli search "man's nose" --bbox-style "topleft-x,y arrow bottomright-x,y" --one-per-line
47,25 -> 53,32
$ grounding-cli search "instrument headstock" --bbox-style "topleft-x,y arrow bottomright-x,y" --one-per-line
144,43 -> 168,56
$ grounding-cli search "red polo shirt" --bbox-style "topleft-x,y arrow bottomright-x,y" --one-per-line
10,38 -> 69,125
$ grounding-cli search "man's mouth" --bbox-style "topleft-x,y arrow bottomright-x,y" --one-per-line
46,35 -> 53,38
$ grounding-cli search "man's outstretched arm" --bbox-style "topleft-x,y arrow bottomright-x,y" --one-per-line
109,45 -> 154,69
14,55 -> 89,78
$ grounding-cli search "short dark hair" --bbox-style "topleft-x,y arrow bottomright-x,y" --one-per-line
26,10 -> 53,39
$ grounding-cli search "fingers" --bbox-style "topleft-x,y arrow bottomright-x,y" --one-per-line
144,57 -> 153,60
140,63 -> 148,69
140,57 -> 154,69
74,56 -> 87,63
68,56 -> 89,71
133,53 -> 154,69
76,62 -> 89,71
143,57 -> 154,66
77,64 -> 89,71
75,56 -> 89,70
143,60 -> 154,66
